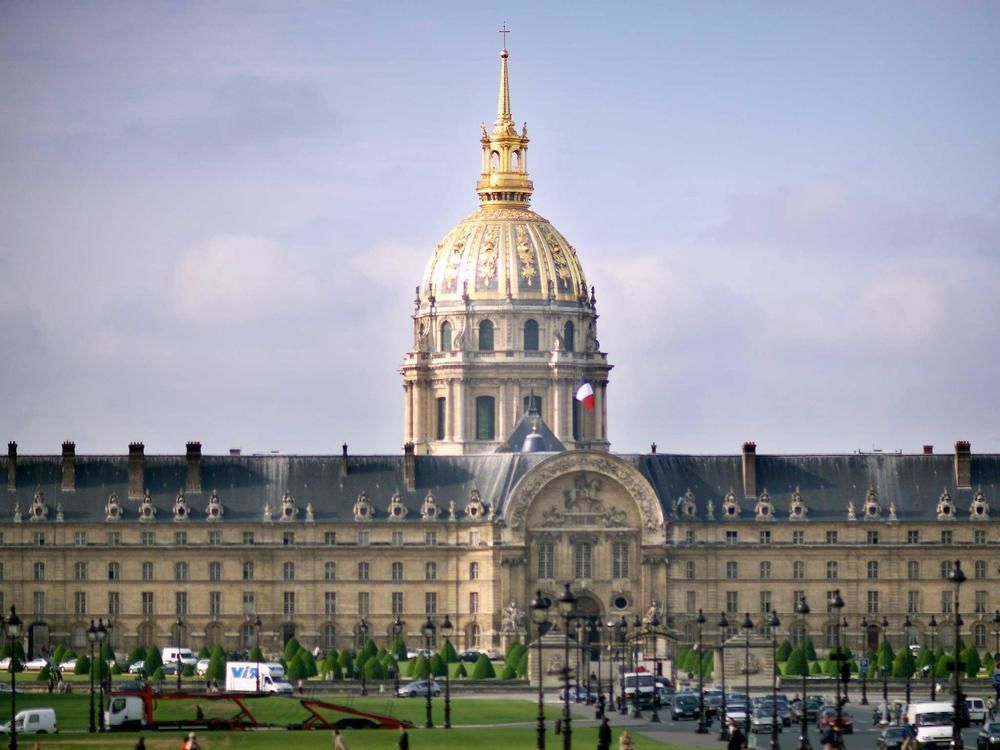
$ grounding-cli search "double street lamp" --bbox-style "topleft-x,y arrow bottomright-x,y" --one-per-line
717,612 -> 728,741
96,619 -> 107,731
558,584 -> 578,750
768,611 -> 781,750
530,591 -> 550,750
993,610 -> 1000,702
392,616 -> 404,697
929,615 -> 938,701
795,598 -> 811,750
441,615 -> 453,729
948,560 -> 966,750
616,616 -> 627,715
696,609 -> 707,734
7,606 -> 22,750
742,613 -> 754,740
358,619 -> 369,696
421,617 -> 436,729
87,619 -> 98,733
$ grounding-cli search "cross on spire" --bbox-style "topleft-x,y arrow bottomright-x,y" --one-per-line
498,23 -> 510,49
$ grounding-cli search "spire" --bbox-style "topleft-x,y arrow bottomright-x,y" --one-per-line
496,47 -> 511,127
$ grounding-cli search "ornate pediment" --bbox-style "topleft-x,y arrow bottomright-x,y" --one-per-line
721,489 -> 740,519
863,487 -> 881,520
754,489 -> 775,521
420,492 -> 440,521
205,490 -> 223,521
970,489 -> 989,520
936,488 -> 955,521
387,491 -> 408,520
353,491 -> 374,522
29,490 -> 49,522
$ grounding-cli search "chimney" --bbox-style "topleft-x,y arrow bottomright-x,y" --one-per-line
923,445 -> 934,455
650,443 -> 657,454
185,442 -> 202,493
341,443 -> 349,479
7,442 -> 15,492
229,448 -> 241,456
741,441 -> 757,499
403,442 -> 416,492
128,442 -> 145,499
954,440 -> 971,489
61,441 -> 76,492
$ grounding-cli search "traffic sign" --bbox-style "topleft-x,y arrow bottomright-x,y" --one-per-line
860,658 -> 869,671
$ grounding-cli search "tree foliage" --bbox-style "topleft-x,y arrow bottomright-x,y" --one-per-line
283,637 -> 302,662
892,648 -> 916,678
471,653 -> 496,679
440,639 -> 458,664
776,640 -> 793,662
411,655 -> 429,679
429,653 -> 446,677
803,637 -> 817,661
785,646 -> 810,677
144,645 -> 163,674
962,647 -> 981,678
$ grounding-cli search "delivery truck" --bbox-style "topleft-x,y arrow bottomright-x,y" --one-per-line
225,661 -> 294,694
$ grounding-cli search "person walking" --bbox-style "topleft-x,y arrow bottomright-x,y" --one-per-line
598,716 -> 612,750
397,726 -> 409,750
727,718 -> 746,750
333,728 -> 349,750
618,729 -> 634,750
134,738 -> 147,750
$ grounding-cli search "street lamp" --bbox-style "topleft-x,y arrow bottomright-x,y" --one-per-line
993,610 -> 1000,702
557,583 -> 577,750
903,615 -> 913,706
929,615 -> 938,701
358,619 -> 369,696
574,619 -> 583,703
650,611 -> 662,724
841,617 -> 850,703
440,615 -> 453,729
881,616 -> 890,704
860,616 -> 869,706
696,609 -> 707,734
768,611 -> 781,750
743,613 -> 754,740
254,616 -> 262,693
830,589 -> 845,742
421,616 -> 436,729
631,615 -> 643,719
392,615 -> 404,697
717,612 -> 728,741
594,622 -> 604,719
6,606 -> 22,750
96,618 -> 107,731
616,616 -> 627,715
87,619 -> 97,733
795,598 -> 811,750
530,591 -> 550,750
948,560 -> 966,750
175,616 -> 184,692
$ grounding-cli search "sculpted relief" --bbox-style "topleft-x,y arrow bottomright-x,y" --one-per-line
527,471 -> 638,531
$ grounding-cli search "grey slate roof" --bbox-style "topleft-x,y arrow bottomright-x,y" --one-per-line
2,451 -> 998,524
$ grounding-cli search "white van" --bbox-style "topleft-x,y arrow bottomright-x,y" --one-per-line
161,647 -> 197,666
965,697 -> 986,725
0,707 -> 58,735
906,701 -> 955,748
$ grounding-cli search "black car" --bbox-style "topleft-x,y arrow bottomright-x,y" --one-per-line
672,694 -> 703,721
458,651 -> 481,663
876,725 -> 906,750
977,720 -> 1000,750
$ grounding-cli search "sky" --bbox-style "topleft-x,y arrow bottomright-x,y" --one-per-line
2,1 -> 999,457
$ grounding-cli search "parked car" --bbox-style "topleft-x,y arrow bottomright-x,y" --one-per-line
159,662 -> 179,676
976,720 -> 1000,750
751,707 -> 782,734
657,684 -> 675,706
127,660 -> 145,675
57,658 -> 77,673
396,680 -> 441,698
816,707 -> 854,734
791,695 -> 825,722
559,686 -> 597,703
458,651 -> 481,663
725,702 -> 750,725
22,658 -> 49,671
0,659 -> 9,671
876,725 -> 907,750
671,693 -> 702,721
0,707 -> 57,735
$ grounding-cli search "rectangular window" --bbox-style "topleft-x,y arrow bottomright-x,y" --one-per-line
469,591 -> 479,614
940,560 -> 954,579
907,591 -> 919,615
424,562 -> 436,581
242,562 -> 254,580
867,590 -> 879,614
141,531 -> 154,546
142,591 -> 154,616
759,530 -> 771,545
209,592 -> 221,617
725,591 -> 739,614
792,530 -> 804,545
324,532 -> 337,545
760,561 -> 772,579
725,530 -> 739,545
108,531 -> 121,546
425,591 -> 437,615
867,561 -> 879,579
108,591 -> 120,617
907,530 -> 919,544
175,531 -> 188,546
726,561 -> 738,579
283,562 -> 295,581
34,532 -> 45,545
941,590 -> 953,614
75,531 -> 87,545
826,530 -> 838,544
685,561 -> 696,580
826,591 -> 838,613
760,590 -> 771,613
242,592 -> 255,615
685,530 -> 696,544
33,561 -> 45,580
574,542 -> 593,579
391,592 -> 404,616
793,561 -> 805,579
424,531 -> 437,546
283,532 -> 295,546
392,562 -> 404,581
686,591 -> 696,613
32,591 -> 45,615
974,530 -> 986,545
792,590 -> 805,610
208,530 -> 222,545
867,530 -> 879,545
469,562 -> 479,580
475,395 -> 495,440
242,531 -> 255,545
142,561 -> 154,581
74,591 -> 87,615
392,531 -> 404,547
975,590 -> 987,614
436,397 -> 446,441
107,562 -> 120,581
537,542 -> 554,579
358,562 -> 370,581
209,561 -> 222,582
74,561 -> 88,580
175,562 -> 189,581
469,530 -> 481,545
358,592 -> 370,617
941,530 -> 953,544
176,591 -> 188,615
826,561 -> 838,580
324,592 -> 337,616
358,531 -> 370,546
907,561 -> 919,580
283,592 -> 295,616
612,542 -> 630,579
325,562 -> 336,581
975,560 -> 987,579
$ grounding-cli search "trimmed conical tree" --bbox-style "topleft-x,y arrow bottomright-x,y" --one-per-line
429,653 -> 447,677
287,651 -> 307,680
804,637 -> 817,661
892,648 -> 915,678
962,647 -> 981,678
785,646 -> 809,678
364,658 -> 385,679
391,636 -> 407,662
284,637 -> 302,662
411,654 -> 430,679
454,662 -> 468,679
441,639 -> 459,664
471,653 -> 496,679
776,640 -> 793,662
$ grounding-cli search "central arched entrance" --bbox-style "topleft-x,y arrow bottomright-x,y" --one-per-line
574,592 -> 604,661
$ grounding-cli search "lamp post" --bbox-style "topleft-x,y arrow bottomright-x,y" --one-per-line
530,591 -> 550,750
650,612 -> 662,724
768,611 -> 781,750
175,616 -> 183,692
993,610 -> 1000,702
87,619 -> 97,733
841,617 -> 850,703
696,609 -> 707,734
558,583 -> 577,750
948,560 -> 966,750
392,615 -> 404,697
796,598 -> 811,750
929,615 -> 938,701
830,589 -> 845,743
440,615 -> 453,729
358,618 -> 369,696
631,615 -> 643,719
616,617 -> 627,715
860,616 -> 869,706
717,612 -> 728,741
254,616 -> 263,693
594,623 -> 603,719
903,615 -> 913,706
574,619 -> 583,703
421,616 -> 436,729
743,613 -> 754,740
881,616 -> 890,704
7,606 -> 22,750
96,618 -> 107,732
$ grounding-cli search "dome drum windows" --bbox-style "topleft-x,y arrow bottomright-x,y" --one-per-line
478,320 -> 494,351
523,319 -> 539,351
440,321 -> 452,352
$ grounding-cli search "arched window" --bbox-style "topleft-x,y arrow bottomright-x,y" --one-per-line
491,151 -> 500,171
479,320 -> 494,351
475,396 -> 495,440
523,319 -> 539,351
511,151 -> 519,171
563,321 -> 575,352
440,321 -> 452,352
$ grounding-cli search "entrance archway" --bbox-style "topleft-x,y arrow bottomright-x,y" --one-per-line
574,593 -> 604,661
27,621 -> 49,659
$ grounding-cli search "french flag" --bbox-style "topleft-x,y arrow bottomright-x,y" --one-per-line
575,381 -> 596,411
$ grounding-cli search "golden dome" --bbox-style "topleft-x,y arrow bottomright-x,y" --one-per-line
420,47 -> 589,305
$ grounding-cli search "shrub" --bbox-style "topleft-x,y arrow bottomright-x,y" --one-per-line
506,642 -> 527,668
933,654 -> 953,679
429,653 -> 446,677
302,650 -> 319,678
128,647 -> 146,665
248,645 -> 263,663
182,664 -> 196,677
111,662 -> 122,675
803,637 -> 817,661
515,650 -> 529,678
453,662 -> 468,679
440,639 -> 458,664
144,646 -> 163,674
785,646 -> 809,677
411,655 -> 429,679
339,651 -> 355,677
364,659 -> 385,680
471,653 -> 496,679
75,655 -> 91,675
150,667 -> 165,682
963,647 -> 981,678
207,650 -> 226,682
499,664 -> 517,680
287,652 -> 307,680
36,665 -> 52,682
328,659 -> 343,680
776,640 -> 793,662
809,661 -> 823,675
197,646 -> 211,659
359,640 -> 378,664
892,648 -> 915,678
391,637 -> 407,662
399,659 -> 413,678
505,640 -> 523,663
51,645 -> 67,665
284,637 -> 302,662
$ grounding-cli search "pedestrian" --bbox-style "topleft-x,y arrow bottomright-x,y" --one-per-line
397,726 -> 409,750
181,731 -> 201,750
727,718 -> 746,750
598,716 -> 612,750
618,729 -> 634,750
819,724 -> 836,750
134,738 -> 147,750
333,728 -> 349,750
900,719 -> 916,750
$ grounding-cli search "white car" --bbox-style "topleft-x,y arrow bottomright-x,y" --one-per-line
22,658 -> 49,672
58,659 -> 77,672
195,658 -> 210,676
128,660 -> 145,674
